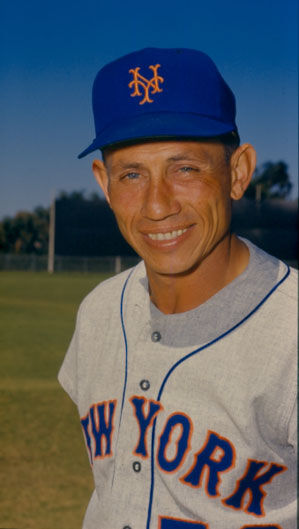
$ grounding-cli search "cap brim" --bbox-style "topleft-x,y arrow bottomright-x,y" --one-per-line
78,112 -> 237,159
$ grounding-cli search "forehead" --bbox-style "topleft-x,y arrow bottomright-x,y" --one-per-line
103,140 -> 226,167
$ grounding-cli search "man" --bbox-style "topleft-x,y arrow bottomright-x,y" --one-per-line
58,48 -> 297,529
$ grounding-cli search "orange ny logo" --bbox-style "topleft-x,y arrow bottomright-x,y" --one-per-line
128,64 -> 164,105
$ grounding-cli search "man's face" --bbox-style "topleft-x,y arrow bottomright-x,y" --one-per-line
95,140 -> 235,277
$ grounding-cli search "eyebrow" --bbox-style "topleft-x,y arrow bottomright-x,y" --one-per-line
167,153 -> 205,162
167,151 -> 214,166
108,161 -> 144,171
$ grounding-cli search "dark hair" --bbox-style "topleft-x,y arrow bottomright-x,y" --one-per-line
217,131 -> 240,163
101,130 -> 240,165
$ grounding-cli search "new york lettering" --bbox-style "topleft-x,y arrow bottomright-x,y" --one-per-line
80,396 -> 287,517
80,399 -> 117,463
159,517 -> 282,529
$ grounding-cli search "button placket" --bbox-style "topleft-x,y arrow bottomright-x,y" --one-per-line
139,379 -> 150,391
151,330 -> 161,342
132,461 -> 141,472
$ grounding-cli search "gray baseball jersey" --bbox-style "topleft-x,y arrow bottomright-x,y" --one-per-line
58,239 -> 297,529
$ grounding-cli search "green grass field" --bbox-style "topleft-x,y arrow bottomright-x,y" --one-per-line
0,271 -> 112,529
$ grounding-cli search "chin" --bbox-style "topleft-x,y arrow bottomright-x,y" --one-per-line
144,256 -> 201,277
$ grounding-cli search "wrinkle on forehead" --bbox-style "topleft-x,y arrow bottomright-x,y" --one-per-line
105,141 -> 227,172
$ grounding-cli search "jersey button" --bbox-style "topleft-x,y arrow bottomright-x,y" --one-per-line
123,526 -> 131,529
140,379 -> 150,391
151,331 -> 161,342
132,461 -> 141,472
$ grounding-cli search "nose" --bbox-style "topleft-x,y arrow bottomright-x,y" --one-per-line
141,176 -> 181,220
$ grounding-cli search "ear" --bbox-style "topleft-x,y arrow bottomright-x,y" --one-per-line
230,143 -> 256,200
92,159 -> 111,206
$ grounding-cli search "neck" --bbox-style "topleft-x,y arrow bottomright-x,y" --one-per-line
146,234 -> 249,314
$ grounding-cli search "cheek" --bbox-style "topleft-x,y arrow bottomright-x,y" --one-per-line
109,176 -> 145,202
187,183 -> 232,230
109,192 -> 139,237
186,181 -> 225,209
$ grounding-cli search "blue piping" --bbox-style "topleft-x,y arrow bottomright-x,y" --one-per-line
119,268 -> 135,423
112,268 -> 135,487
145,265 -> 290,528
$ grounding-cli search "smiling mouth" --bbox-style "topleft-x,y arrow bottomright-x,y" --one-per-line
147,228 -> 188,241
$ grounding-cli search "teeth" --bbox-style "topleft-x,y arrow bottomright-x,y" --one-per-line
148,228 -> 187,241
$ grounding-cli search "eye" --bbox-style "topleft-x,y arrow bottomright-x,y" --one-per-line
123,171 -> 140,180
179,166 -> 199,173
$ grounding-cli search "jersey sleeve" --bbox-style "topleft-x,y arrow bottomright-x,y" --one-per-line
57,308 -> 81,405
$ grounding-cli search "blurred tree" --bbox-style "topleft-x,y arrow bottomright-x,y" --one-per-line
54,190 -> 135,256
0,221 -> 8,250
57,190 -> 86,201
245,161 -> 292,201
0,207 -> 49,254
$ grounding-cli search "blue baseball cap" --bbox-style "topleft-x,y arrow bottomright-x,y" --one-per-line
78,47 -> 238,159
